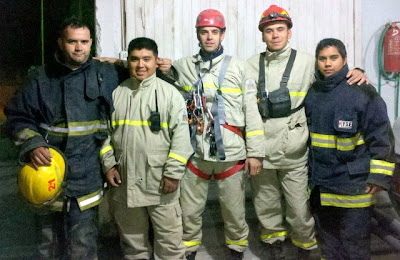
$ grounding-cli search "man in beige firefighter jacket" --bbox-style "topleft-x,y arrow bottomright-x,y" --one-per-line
100,37 -> 193,260
247,4 -> 368,259
159,9 -> 265,260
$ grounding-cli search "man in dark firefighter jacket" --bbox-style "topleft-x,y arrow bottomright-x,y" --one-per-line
3,17 -> 119,259
305,38 -> 395,260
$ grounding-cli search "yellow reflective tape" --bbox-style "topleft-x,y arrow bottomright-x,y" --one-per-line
320,193 -> 375,208
16,128 -> 41,144
203,83 -> 215,88
260,231 -> 287,240
310,132 -> 336,141
370,169 -> 394,176
183,86 -> 192,92
290,92 -> 307,97
291,238 -> 317,249
221,88 -> 242,93
183,240 -> 201,247
112,120 -> 168,128
100,145 -> 113,157
246,130 -> 264,137
311,141 -> 336,148
77,189 -> 104,211
226,239 -> 248,246
311,132 -> 365,151
370,159 -> 395,176
168,152 -> 187,164
371,159 -> 395,169
183,83 -> 242,93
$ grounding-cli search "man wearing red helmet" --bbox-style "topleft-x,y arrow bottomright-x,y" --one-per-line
160,9 -> 265,260
247,4 -> 368,260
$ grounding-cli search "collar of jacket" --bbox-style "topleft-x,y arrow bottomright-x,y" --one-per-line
265,43 -> 291,62
314,64 -> 349,92
129,71 -> 157,90
199,46 -> 224,62
191,50 -> 226,74
53,51 -> 93,76
51,52 -> 100,100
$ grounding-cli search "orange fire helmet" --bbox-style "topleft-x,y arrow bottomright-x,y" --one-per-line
258,5 -> 292,31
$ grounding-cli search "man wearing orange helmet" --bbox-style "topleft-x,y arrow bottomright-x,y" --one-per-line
159,9 -> 265,260
247,4 -> 368,260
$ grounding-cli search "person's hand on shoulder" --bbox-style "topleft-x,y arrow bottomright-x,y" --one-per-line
347,68 -> 370,86
157,57 -> 172,75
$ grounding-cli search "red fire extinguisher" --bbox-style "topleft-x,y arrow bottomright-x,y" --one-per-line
384,23 -> 400,73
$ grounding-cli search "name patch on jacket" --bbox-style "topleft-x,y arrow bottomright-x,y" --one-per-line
338,120 -> 353,129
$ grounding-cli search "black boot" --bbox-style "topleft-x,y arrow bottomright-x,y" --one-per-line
298,247 -> 319,260
186,251 -> 197,260
229,249 -> 244,260
266,241 -> 285,260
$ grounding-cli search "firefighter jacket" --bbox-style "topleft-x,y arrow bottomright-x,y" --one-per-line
305,64 -> 395,208
172,49 -> 265,162
100,72 -> 193,208
247,43 -> 315,169
3,53 -> 119,203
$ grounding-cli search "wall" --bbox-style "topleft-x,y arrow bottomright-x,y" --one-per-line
362,0 -> 400,123
96,0 -> 362,67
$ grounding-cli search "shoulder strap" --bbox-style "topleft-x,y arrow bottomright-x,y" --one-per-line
218,55 -> 232,88
258,52 -> 267,99
280,49 -> 297,89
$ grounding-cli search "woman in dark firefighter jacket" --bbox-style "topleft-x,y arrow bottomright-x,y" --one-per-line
305,38 -> 395,260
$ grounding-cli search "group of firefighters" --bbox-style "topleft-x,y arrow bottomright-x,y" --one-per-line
2,3 -> 396,260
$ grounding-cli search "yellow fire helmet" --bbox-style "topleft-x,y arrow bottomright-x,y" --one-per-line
18,147 -> 66,205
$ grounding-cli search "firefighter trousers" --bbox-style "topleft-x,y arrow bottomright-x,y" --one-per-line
313,205 -> 372,260
250,165 -> 317,249
36,197 -> 98,260
113,200 -> 185,260
180,157 -> 249,254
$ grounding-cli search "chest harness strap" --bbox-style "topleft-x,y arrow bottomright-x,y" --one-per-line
192,55 -> 232,160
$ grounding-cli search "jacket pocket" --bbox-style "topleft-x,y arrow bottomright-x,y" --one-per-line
146,151 -> 168,190
284,110 -> 308,156
347,157 -> 370,176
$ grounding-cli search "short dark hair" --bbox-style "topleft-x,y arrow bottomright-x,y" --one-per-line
315,38 -> 347,59
127,37 -> 158,58
58,17 -> 91,38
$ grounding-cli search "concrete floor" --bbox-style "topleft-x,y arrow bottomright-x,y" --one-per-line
1,132 -> 400,259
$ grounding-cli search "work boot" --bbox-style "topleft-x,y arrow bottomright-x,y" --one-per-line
229,249 -> 244,260
298,247 -> 319,260
266,241 -> 285,260
186,251 -> 197,260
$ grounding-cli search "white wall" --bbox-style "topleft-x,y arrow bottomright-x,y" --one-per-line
362,0 -> 400,123
96,0 -> 362,66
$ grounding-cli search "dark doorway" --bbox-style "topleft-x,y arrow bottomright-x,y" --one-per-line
0,0 -> 95,119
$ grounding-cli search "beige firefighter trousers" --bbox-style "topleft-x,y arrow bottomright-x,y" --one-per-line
250,164 -> 317,249
113,200 -> 185,259
180,157 -> 249,254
